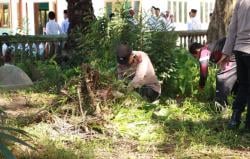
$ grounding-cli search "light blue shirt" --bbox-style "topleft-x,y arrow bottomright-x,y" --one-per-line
61,18 -> 69,34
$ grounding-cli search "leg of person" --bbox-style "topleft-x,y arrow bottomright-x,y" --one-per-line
215,66 -> 237,107
45,42 -> 50,59
138,86 -> 159,103
228,51 -> 248,129
215,73 -> 229,107
243,54 -> 250,130
231,80 -> 239,96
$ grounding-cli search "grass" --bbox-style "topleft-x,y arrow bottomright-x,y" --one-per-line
2,89 -> 250,159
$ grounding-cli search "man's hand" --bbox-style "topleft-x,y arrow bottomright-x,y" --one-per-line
217,54 -> 230,70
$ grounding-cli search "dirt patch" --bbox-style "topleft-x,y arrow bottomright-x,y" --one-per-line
0,93 -> 54,117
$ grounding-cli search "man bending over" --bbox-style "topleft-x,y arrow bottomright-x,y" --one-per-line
116,43 -> 161,102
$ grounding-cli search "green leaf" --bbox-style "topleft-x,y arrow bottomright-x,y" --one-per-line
0,143 -> 16,159
0,127 -> 31,139
0,132 -> 34,150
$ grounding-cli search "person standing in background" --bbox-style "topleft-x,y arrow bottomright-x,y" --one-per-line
169,14 -> 175,29
46,11 -> 62,35
146,6 -> 157,30
165,11 -> 170,22
128,9 -> 138,26
187,9 -> 201,30
155,8 -> 167,30
61,10 -> 70,34
45,11 -> 62,58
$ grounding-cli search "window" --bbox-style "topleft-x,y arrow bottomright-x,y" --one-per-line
126,1 -> 131,8
173,1 -> 177,22
200,1 -> 204,23
184,1 -> 187,23
167,1 -> 171,12
134,1 -> 140,15
205,2 -> 209,22
179,1 -> 182,23
0,3 -> 9,27
106,2 -> 112,16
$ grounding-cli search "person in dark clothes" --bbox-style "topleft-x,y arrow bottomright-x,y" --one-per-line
189,37 -> 238,110
219,0 -> 250,130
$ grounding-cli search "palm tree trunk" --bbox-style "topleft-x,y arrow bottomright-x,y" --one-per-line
66,0 -> 96,49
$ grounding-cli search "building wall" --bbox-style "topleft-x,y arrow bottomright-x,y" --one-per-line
104,0 -> 215,30
0,0 -> 105,35
0,0 -> 215,35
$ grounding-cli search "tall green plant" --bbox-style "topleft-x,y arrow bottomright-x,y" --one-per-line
165,49 -> 216,100
73,1 -> 179,96
145,31 -> 178,88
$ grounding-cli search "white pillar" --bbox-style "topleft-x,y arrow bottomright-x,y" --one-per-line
92,0 -> 104,17
141,0 -> 154,13
49,0 -> 54,11
11,0 -> 18,34
27,1 -> 35,35
57,0 -> 67,25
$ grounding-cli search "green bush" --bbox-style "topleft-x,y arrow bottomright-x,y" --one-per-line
165,48 -> 216,100
72,1 -> 178,90
16,58 -> 66,92
144,31 -> 178,87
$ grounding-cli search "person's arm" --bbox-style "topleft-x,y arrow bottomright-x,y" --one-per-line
45,23 -> 49,35
199,61 -> 209,89
58,23 -> 63,34
61,21 -> 65,34
130,58 -> 148,88
222,1 -> 240,56
117,64 -> 125,80
198,49 -> 210,89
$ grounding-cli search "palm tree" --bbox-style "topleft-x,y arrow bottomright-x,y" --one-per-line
66,0 -> 96,49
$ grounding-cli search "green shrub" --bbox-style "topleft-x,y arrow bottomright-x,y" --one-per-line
16,58 -> 66,92
72,1 -> 178,91
144,31 -> 178,87
165,48 -> 216,100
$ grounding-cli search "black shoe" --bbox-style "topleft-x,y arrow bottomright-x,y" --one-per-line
228,110 -> 242,129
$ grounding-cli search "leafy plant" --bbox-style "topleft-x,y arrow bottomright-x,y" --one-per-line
165,48 -> 216,100
0,126 -> 34,159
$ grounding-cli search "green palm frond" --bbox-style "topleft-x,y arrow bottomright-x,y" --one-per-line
0,125 -> 34,159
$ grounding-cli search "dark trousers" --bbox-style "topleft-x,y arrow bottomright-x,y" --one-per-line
233,51 -> 250,121
136,86 -> 160,102
215,65 -> 237,106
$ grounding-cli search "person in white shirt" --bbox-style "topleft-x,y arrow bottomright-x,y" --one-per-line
45,11 -> 62,35
169,14 -> 176,30
155,8 -> 168,31
61,10 -> 69,34
187,9 -> 201,30
127,9 -> 138,26
146,6 -> 157,30
45,11 -> 62,58
1,33 -> 9,57
165,11 -> 170,22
